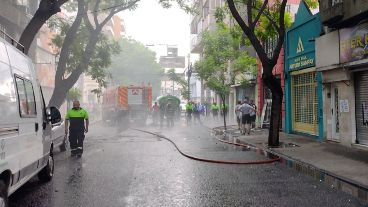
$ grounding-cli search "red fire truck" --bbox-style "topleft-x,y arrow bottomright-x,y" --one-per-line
102,85 -> 152,125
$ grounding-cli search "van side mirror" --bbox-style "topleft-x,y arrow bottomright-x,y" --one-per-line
46,107 -> 61,124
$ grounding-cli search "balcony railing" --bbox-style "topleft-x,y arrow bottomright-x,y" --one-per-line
320,0 -> 344,26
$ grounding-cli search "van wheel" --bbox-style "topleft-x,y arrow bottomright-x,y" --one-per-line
59,141 -> 67,152
0,180 -> 8,207
38,154 -> 54,182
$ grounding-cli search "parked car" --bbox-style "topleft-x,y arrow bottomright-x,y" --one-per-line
0,34 -> 62,206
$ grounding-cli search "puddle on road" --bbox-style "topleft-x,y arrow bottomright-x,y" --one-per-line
211,132 -> 280,161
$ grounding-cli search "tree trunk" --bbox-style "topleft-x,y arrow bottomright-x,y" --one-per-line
262,69 -> 283,147
221,95 -> 227,130
17,11 -> 52,54
48,30 -> 100,108
48,79 -> 69,108
18,0 -> 64,54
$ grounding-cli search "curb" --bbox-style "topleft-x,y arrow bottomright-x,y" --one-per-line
212,127 -> 368,202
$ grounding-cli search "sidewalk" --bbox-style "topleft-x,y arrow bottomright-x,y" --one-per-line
213,125 -> 368,202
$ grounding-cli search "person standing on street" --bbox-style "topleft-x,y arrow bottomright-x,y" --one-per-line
185,101 -> 194,125
240,100 -> 253,135
165,102 -> 175,127
65,100 -> 89,157
249,100 -> 257,130
152,102 -> 159,126
235,101 -> 242,130
193,102 -> 203,125
159,103 -> 165,128
211,102 -> 219,120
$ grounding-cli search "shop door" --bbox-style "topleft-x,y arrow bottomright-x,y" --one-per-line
291,71 -> 318,135
330,84 -> 340,141
355,71 -> 368,145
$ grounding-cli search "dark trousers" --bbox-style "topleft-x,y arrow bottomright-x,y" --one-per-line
69,132 -> 85,155
160,114 -> 165,128
166,116 -> 174,127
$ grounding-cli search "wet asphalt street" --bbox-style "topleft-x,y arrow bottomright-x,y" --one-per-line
9,119 -> 368,207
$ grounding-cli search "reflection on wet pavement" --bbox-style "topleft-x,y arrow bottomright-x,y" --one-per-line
9,121 -> 367,207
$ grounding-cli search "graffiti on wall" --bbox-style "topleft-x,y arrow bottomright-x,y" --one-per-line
363,102 -> 368,126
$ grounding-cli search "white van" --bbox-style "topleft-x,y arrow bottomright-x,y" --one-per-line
0,35 -> 62,206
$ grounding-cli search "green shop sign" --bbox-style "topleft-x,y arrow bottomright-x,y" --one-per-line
285,1 -> 321,72
289,53 -> 315,70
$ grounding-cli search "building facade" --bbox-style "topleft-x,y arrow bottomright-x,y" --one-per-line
284,1 -> 324,139
158,45 -> 186,98
190,0 -> 224,105
316,0 -> 368,147
256,0 -> 303,129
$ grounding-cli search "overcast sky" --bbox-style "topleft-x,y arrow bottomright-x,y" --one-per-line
118,1 -> 191,58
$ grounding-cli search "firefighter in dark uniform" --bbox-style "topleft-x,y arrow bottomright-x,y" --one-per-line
165,102 -> 175,127
65,100 -> 89,157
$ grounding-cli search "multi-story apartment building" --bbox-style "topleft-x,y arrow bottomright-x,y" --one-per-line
316,0 -> 368,147
101,15 -> 126,40
158,45 -> 186,98
190,0 -> 257,116
190,0 -> 225,105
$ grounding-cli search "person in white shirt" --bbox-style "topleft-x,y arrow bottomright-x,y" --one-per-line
249,100 -> 257,129
235,101 -> 242,130
240,100 -> 255,135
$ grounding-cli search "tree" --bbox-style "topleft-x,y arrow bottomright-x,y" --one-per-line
66,87 -> 82,108
19,0 -> 192,108
18,0 -> 69,54
167,69 -> 190,100
195,23 -> 256,130
48,0 -> 130,108
67,88 -> 82,100
49,9 -> 121,93
17,0 -> 192,54
91,88 -> 103,103
226,0 -> 318,146
108,38 -> 164,98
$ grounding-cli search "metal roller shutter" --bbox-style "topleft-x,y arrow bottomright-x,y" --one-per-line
355,71 -> 368,145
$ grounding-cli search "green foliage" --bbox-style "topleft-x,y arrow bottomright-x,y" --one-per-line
215,7 -> 227,23
167,69 -> 190,100
91,88 -> 102,96
195,23 -> 255,98
216,0 -> 320,42
108,38 -> 164,98
158,0 -> 194,13
67,88 -> 82,101
304,0 -> 319,9
51,16 -> 121,89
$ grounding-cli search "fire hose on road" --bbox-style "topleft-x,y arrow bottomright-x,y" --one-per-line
133,128 -> 280,165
